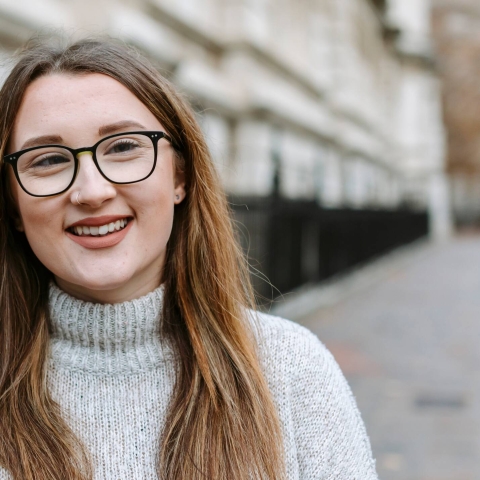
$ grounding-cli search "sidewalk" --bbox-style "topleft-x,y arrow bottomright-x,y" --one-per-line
270,234 -> 480,480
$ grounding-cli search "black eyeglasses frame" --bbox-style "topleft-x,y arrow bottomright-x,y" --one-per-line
3,130 -> 175,198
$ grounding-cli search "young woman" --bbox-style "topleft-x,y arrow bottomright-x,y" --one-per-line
0,38 -> 378,480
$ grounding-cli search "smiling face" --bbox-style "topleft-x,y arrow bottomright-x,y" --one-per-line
8,73 -> 186,303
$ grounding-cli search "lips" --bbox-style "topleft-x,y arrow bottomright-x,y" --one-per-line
68,215 -> 131,228
68,217 -> 130,237
65,215 -> 134,249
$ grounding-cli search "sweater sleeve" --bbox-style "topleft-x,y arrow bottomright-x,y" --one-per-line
288,329 -> 378,480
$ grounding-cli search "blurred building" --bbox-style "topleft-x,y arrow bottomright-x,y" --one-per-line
0,0 -> 451,292
432,0 -> 480,226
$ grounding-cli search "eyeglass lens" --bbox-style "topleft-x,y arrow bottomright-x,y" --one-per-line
16,133 -> 156,196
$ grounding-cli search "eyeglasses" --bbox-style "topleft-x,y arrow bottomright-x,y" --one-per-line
3,131 -> 174,197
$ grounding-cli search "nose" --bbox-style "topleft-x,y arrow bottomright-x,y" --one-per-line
69,152 -> 117,208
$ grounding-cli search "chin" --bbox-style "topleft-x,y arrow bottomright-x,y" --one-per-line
51,256 -> 163,302
57,271 -> 133,294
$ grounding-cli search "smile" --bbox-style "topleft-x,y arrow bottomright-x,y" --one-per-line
66,217 -> 134,249
69,218 -> 130,237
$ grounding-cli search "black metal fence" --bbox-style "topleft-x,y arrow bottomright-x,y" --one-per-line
230,196 -> 429,300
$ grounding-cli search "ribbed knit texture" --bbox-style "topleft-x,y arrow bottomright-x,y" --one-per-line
0,284 -> 378,479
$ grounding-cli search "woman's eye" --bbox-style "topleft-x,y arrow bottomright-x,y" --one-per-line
108,140 -> 138,154
32,154 -> 71,168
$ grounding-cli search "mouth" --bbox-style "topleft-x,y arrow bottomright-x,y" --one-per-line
67,217 -> 132,237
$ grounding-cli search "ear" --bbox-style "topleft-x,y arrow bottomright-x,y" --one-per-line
174,170 -> 186,205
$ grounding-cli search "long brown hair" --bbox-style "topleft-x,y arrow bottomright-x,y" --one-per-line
0,37 -> 284,479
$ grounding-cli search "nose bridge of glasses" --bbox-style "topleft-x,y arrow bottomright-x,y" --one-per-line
73,149 -> 105,184
76,150 -> 94,159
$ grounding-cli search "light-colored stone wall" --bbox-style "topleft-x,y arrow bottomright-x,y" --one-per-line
0,0 -> 452,237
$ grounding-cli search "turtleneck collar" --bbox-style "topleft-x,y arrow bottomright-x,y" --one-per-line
48,282 -> 173,375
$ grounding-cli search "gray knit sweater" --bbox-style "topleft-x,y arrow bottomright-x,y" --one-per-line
0,284 -> 378,479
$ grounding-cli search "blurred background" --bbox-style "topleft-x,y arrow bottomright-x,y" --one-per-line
1,0 -> 479,478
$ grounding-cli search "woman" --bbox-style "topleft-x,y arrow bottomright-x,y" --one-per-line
0,38 -> 378,479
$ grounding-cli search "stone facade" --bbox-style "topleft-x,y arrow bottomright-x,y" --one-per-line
0,0 -> 451,237
432,0 -> 480,226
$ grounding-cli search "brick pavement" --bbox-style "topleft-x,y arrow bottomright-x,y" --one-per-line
286,235 -> 480,480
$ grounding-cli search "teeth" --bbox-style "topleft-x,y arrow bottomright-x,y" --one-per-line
98,225 -> 109,235
71,218 -> 129,237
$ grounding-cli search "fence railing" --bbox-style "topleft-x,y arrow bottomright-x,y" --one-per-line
230,196 -> 429,300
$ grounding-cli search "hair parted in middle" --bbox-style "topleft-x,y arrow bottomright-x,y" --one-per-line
0,36 -> 285,480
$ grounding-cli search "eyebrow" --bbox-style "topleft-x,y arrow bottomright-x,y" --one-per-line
98,120 -> 147,136
19,120 -> 148,150
21,135 -> 63,150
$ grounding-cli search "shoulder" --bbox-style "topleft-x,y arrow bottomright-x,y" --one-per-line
247,310 -> 379,479
246,310 -> 351,414
249,310 -> 325,349
246,309 -> 358,418
247,309 -> 337,376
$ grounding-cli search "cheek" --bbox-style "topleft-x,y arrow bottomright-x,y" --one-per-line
135,185 -> 175,240
11,172 -> 64,250
7,167 -> 34,226
20,200 -> 63,253
136,163 -> 177,224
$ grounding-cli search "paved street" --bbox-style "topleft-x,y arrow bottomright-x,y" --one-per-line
288,234 -> 480,480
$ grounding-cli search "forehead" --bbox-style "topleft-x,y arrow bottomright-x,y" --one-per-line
10,73 -> 160,149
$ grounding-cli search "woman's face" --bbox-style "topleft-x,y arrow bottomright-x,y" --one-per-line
8,73 -> 185,303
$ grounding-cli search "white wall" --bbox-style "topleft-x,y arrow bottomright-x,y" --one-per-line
0,0 -> 451,237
